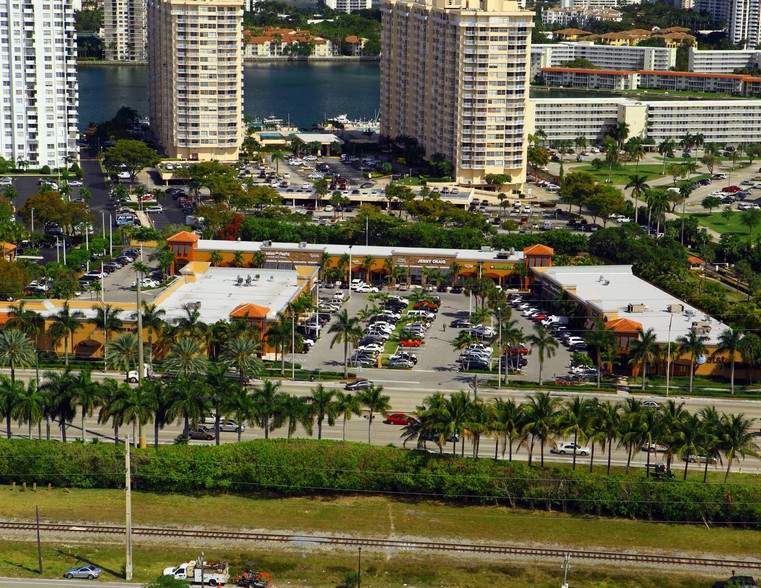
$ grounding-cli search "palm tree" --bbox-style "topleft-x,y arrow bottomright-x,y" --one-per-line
308,384 -> 338,440
114,382 -> 154,446
278,394 -> 312,439
718,412 -> 759,483
218,383 -> 254,442
221,333 -> 263,385
357,384 -> 390,444
165,337 -> 208,378
139,378 -> 172,448
625,175 -> 649,224
52,302 -> 85,365
675,413 -> 704,480
638,405 -> 664,478
586,321 -> 616,389
96,378 -> 123,444
265,319 -> 293,376
0,376 -> 24,438
716,328 -> 743,394
12,381 -> 46,439
166,376 -> 209,439
527,323 -> 558,385
93,304 -> 123,369
0,328 -> 35,384
560,396 -> 590,471
107,332 -> 139,379
7,301 -> 44,344
251,379 -> 286,439
597,401 -> 621,475
209,250 -> 223,267
140,303 -> 166,366
628,328 -> 660,391
676,329 -> 708,393
660,399 -> 688,470
41,368 -> 78,441
271,150 -> 285,174
658,137 -> 675,175
177,303 -> 207,340
619,398 -> 643,474
328,309 -> 363,378
492,398 -> 524,461
335,391 -> 362,441
522,392 -> 561,467
71,368 -> 101,442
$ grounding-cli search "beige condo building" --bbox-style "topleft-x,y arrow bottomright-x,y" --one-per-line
146,0 -> 244,161
104,0 -> 147,61
380,0 -> 533,186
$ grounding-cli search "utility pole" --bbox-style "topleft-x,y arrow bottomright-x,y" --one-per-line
561,553 -> 571,588
357,547 -> 362,588
36,505 -> 43,573
125,437 -> 133,581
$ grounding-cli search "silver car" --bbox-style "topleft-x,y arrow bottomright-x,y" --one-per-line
64,565 -> 102,580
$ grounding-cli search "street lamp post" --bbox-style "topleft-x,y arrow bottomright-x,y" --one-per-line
30,208 -> 34,249
357,547 -> 362,588
348,245 -> 353,301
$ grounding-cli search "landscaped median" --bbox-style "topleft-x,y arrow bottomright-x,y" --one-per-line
1,439 -> 759,526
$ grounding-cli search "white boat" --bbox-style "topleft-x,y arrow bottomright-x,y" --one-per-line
326,112 -> 380,133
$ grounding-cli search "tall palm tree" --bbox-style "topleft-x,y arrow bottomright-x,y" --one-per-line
52,302 -> 85,366
203,362 -> 233,445
527,323 -> 558,385
41,368 -> 78,441
328,309 -> 363,378
12,381 -> 46,439
675,413 -> 704,480
96,378 -> 124,444
164,336 -> 208,378
627,328 -> 660,391
308,384 -> 337,440
658,137 -> 675,175
639,405 -> 664,478
560,396 -> 590,471
626,175 -> 650,219
467,399 -> 496,457
72,368 -> 101,442
335,391 -> 362,441
442,390 -> 476,457
716,328 -> 743,394
265,319 -> 293,376
114,383 -> 154,446
251,379 -> 286,439
597,401 -> 621,475
357,384 -> 390,444
492,397 -> 524,461
93,304 -> 123,369
522,392 -> 561,467
586,321 -> 616,389
660,399 -> 688,470
278,394 -> 312,439
166,376 -> 209,439
139,378 -> 171,448
140,303 -> 166,366
221,333 -> 264,385
619,397 -> 644,474
219,383 -> 255,442
7,301 -> 44,345
676,328 -> 708,393
0,376 -> 24,438
107,332 -> 139,380
718,412 -> 759,483
0,328 -> 36,384
177,303 -> 207,340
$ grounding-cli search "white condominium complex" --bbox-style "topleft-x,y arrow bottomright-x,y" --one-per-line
380,0 -> 533,186
0,0 -> 78,169
696,0 -> 760,47
323,0 -> 371,13
146,0 -> 244,161
103,0 -> 147,61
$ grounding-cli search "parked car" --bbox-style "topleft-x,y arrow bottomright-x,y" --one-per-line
450,318 -> 471,328
641,400 -> 660,408
683,452 -> 718,464
345,378 -> 373,390
712,576 -> 757,588
399,339 -> 422,347
355,284 -> 379,293
383,412 -> 416,425
389,357 -> 415,369
550,442 -> 590,456
64,565 -> 102,580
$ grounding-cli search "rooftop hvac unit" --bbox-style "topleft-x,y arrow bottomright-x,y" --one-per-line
668,304 -> 684,313
299,242 -> 307,248
627,303 -> 646,313
263,240 -> 272,247
692,320 -> 712,334
480,246 -> 492,252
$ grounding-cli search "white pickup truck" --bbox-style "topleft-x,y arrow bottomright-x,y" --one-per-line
164,560 -> 229,586
125,365 -> 152,383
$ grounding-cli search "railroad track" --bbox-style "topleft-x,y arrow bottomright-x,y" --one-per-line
2,520 -> 758,572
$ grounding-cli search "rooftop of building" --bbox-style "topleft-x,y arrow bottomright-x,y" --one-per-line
156,265 -> 313,324
537,265 -> 729,346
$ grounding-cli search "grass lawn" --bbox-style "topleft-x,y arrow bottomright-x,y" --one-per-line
0,539 -> 715,587
571,163 -> 676,185
687,211 -> 759,241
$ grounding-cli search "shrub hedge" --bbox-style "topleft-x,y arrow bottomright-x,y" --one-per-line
1,438 -> 759,525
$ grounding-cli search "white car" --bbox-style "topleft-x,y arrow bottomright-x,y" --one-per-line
551,442 -> 590,456
355,284 -> 379,293
307,173 -> 324,180
304,155 -> 318,161
332,291 -> 346,301
358,343 -> 384,354
117,171 -> 130,180
324,205 -> 334,212
145,205 -> 163,213
68,179 -> 83,187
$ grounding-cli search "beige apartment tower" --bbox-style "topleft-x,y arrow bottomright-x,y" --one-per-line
104,0 -> 147,61
380,0 -> 533,185
147,0 -> 244,161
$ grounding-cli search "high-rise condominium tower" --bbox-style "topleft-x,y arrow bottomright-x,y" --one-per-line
0,0 -> 78,168
147,0 -> 244,161
380,0 -> 533,185
104,0 -> 147,61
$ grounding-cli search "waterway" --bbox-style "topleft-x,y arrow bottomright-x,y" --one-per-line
77,61 -> 382,131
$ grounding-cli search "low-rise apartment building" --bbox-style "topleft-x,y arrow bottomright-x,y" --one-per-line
542,6 -> 622,26
688,47 -> 761,73
243,28 -> 333,58
540,67 -> 636,90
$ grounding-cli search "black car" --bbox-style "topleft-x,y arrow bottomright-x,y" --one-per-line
344,378 -> 373,390
450,285 -> 464,294
713,577 -> 757,588
450,318 -> 472,328
460,358 -> 490,371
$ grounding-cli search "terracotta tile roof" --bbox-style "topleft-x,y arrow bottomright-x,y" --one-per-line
229,303 -> 270,319
555,28 -> 592,35
605,318 -> 643,332
167,231 -> 200,243
687,255 -> 704,265
524,244 -> 555,255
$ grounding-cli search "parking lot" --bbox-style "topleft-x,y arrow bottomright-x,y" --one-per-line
296,285 -> 573,391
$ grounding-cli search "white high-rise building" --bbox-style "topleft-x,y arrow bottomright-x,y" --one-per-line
380,0 -> 533,185
103,0 -> 148,61
729,0 -> 761,47
0,0 -> 78,168
146,0 -> 244,161
324,0 -> 371,13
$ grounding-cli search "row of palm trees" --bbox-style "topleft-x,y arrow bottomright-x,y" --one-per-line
401,391 -> 758,483
0,366 -> 392,447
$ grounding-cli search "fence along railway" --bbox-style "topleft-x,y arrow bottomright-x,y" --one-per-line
2,520 -> 759,573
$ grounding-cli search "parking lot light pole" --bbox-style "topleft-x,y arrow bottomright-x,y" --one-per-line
348,245 -> 353,301
30,208 -> 34,248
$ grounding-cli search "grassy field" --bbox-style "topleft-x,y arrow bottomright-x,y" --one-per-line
687,211 -> 759,241
570,163 -> 685,186
0,540 -> 716,587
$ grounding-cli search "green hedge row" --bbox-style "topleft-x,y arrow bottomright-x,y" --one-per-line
1,439 -> 759,525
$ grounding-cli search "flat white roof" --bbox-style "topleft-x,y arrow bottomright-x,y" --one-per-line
294,132 -> 343,144
540,265 -> 729,345
156,266 -> 308,324
195,240 -> 525,264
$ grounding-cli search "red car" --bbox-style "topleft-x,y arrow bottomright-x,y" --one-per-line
399,339 -> 422,347
533,313 -> 548,321
505,344 -> 529,355
722,185 -> 742,193
383,413 -> 416,425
